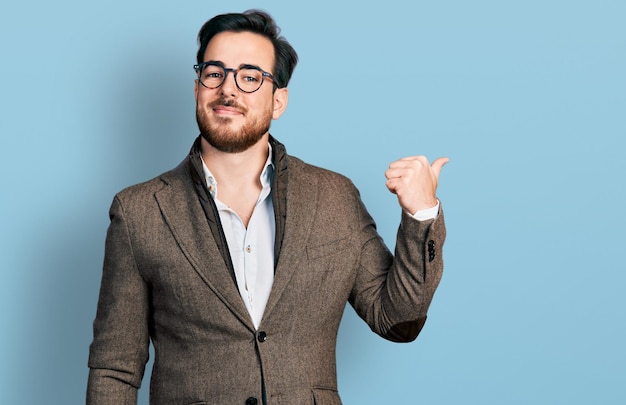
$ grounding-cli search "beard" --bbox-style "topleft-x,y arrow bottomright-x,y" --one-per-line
196,97 -> 272,153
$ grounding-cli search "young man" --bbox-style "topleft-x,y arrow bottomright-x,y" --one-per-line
87,9 -> 447,405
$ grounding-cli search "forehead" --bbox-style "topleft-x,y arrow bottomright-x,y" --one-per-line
203,31 -> 275,71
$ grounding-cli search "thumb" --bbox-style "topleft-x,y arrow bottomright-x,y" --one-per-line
431,157 -> 449,179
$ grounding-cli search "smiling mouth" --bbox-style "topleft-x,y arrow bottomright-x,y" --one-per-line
213,106 -> 242,115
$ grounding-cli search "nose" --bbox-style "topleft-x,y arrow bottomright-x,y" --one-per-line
220,70 -> 238,97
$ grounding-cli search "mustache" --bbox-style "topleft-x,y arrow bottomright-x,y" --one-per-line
208,97 -> 246,112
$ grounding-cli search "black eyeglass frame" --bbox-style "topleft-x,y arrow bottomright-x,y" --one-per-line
194,61 -> 276,93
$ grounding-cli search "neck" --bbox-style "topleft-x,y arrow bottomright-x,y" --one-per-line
200,135 -> 270,186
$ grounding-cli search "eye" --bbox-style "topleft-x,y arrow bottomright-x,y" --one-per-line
239,68 -> 262,83
201,65 -> 224,80
241,74 -> 259,83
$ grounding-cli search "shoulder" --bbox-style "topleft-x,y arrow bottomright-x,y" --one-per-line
283,154 -> 368,237
287,155 -> 356,193
113,157 -> 189,206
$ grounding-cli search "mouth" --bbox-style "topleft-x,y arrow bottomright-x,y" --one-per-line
212,105 -> 243,116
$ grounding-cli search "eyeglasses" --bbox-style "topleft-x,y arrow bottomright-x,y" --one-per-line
194,62 -> 276,93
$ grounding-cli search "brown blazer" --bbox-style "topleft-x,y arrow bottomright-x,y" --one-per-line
87,137 -> 445,405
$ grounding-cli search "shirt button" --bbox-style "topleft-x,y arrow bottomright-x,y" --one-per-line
245,397 -> 258,405
246,245 -> 252,253
258,331 -> 267,342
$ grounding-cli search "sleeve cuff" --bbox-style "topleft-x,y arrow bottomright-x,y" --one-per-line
411,200 -> 439,221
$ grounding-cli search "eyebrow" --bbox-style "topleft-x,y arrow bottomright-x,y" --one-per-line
204,60 -> 265,71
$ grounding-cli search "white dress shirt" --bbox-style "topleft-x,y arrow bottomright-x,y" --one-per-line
202,146 -> 275,329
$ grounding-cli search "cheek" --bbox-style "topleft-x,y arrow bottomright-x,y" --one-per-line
196,90 -> 209,105
196,87 -> 220,104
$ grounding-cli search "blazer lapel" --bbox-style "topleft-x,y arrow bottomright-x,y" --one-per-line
155,166 -> 253,329
262,165 -> 318,321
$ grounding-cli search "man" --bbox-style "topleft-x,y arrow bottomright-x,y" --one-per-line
87,9 -> 447,405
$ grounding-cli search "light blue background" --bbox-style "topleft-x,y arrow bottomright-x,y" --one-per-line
1,1 -> 625,403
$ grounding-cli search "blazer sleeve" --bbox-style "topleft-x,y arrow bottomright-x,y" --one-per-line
349,191 -> 446,343
87,195 -> 150,404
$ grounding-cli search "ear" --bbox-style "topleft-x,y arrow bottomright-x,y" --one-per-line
194,80 -> 199,101
272,87 -> 289,120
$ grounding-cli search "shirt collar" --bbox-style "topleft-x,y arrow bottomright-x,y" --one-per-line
201,143 -> 274,199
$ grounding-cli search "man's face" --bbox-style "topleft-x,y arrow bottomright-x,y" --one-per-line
195,31 -> 287,153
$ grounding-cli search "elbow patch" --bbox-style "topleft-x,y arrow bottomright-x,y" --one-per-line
384,316 -> 427,342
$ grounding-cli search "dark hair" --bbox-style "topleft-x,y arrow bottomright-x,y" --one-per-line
196,9 -> 298,89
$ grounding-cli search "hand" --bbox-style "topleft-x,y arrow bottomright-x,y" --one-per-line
385,156 -> 449,214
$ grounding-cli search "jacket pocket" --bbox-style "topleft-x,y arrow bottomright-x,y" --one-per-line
306,236 -> 351,260
312,387 -> 341,405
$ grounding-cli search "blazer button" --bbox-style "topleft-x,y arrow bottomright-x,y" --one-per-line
258,331 -> 267,342
245,397 -> 258,405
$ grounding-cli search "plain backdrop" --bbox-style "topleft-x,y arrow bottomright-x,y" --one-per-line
1,1 -> 625,403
